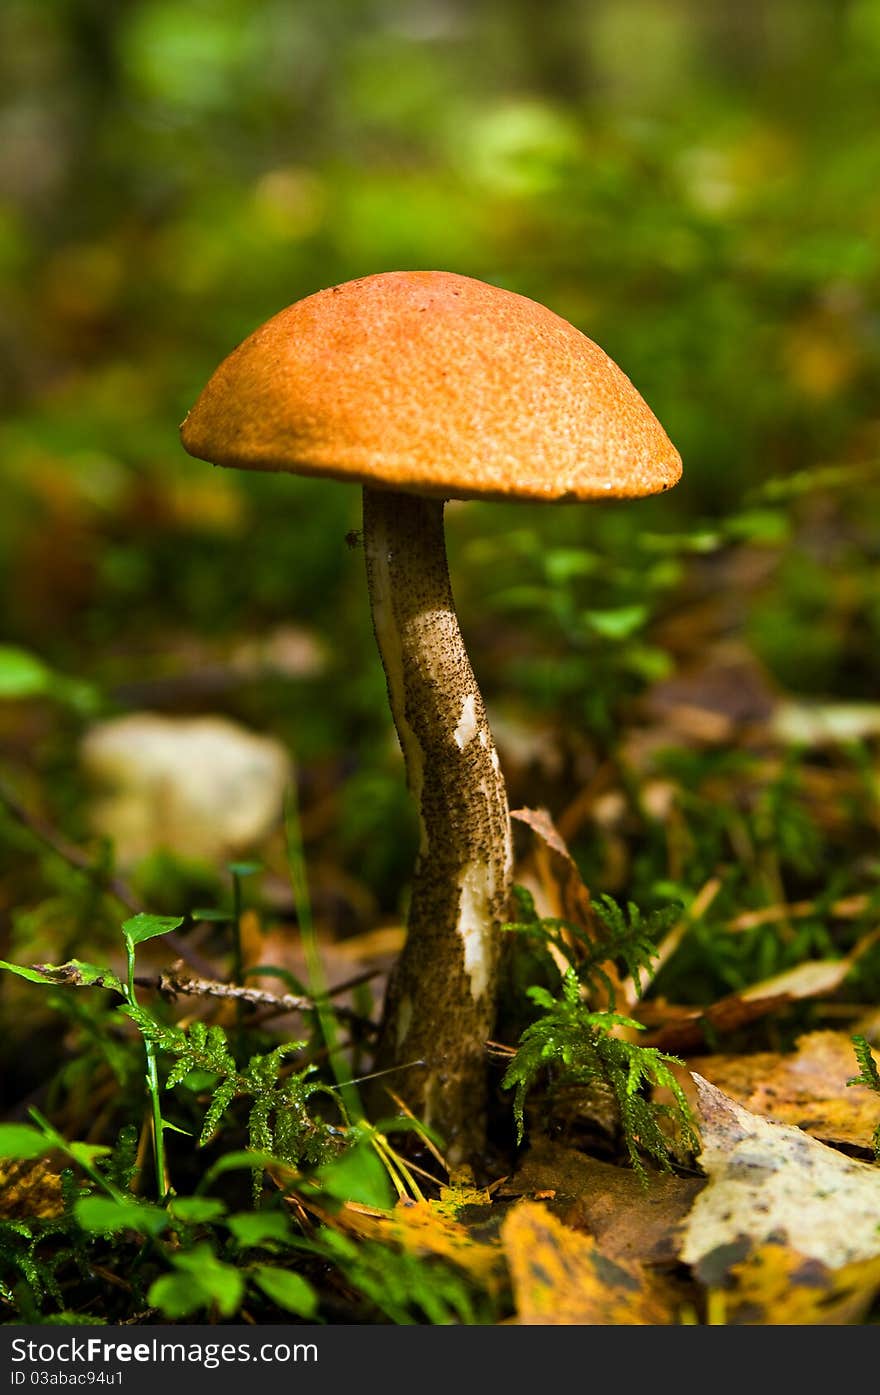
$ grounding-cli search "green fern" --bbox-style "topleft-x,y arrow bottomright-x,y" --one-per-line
503,970 -> 698,1181
848,1035 -> 880,1160
504,886 -> 676,1008
124,1009 -> 340,1177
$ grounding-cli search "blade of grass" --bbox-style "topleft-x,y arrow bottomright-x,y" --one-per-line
284,782 -> 362,1122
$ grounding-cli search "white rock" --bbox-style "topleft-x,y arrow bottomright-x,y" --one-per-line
81,713 -> 291,867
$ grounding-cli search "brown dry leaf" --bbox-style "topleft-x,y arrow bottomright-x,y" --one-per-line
510,806 -> 625,1006
688,1031 -> 880,1150
510,806 -> 593,927
680,1075 -> 880,1271
704,1242 -> 880,1325
502,1140 -> 705,1265
0,1158 -> 63,1219
502,1199 -> 677,1324
645,957 -> 855,1052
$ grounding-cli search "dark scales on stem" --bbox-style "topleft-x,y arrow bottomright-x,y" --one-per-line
362,488 -> 512,1162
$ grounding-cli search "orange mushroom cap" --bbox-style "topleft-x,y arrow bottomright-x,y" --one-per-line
180,270 -> 681,503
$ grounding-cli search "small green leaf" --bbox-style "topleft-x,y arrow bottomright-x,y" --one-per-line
314,1141 -> 394,1210
0,647 -> 52,698
74,1196 -> 168,1237
0,960 -> 58,985
252,1265 -> 317,1316
543,548 -> 599,583
66,1142 -> 112,1167
148,1273 -> 201,1319
199,1149 -> 288,1191
227,1212 -> 292,1247
149,1244 -> 243,1317
0,647 -> 98,712
726,508 -> 789,545
122,913 -> 184,947
582,604 -> 649,640
0,959 -> 124,994
175,1068 -> 221,1092
0,1124 -> 49,1160
167,1197 -> 227,1224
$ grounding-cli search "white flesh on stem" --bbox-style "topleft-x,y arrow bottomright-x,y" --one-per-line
362,487 -> 513,1162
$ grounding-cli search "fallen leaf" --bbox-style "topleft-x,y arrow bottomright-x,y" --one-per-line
338,1193 -> 506,1294
680,1075 -> 880,1270
645,958 -> 857,1052
502,1200 -> 676,1324
0,1158 -> 63,1219
688,1031 -> 880,1150
502,1139 -> 705,1265
510,806 -> 594,928
705,1242 -> 880,1325
510,806 -> 624,1005
641,650 -> 777,739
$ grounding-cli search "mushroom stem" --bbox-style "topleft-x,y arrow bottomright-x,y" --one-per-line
362,486 -> 512,1161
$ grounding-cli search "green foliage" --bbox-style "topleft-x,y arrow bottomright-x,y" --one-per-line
312,1229 -> 488,1325
471,528 -> 679,741
121,913 -> 185,950
0,958 -> 124,995
503,971 -> 698,1182
148,1244 -> 244,1319
128,1012 -> 339,1171
504,886 -> 676,1009
0,1124 -> 53,1160
848,1036 -> 880,1161
502,891 -> 698,1177
0,646 -> 99,714
0,1219 -> 67,1310
0,1124 -> 137,1314
74,1195 -> 168,1237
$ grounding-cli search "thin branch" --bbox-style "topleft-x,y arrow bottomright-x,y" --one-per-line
146,968 -> 375,1032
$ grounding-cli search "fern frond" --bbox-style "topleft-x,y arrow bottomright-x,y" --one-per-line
503,886 -> 678,1009
503,970 -> 698,1181
848,1035 -> 880,1160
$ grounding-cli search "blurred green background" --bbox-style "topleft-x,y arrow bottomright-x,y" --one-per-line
2,0 -> 880,936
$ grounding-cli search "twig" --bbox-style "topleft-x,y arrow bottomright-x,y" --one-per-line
323,965 -> 386,998
147,968 -> 375,1031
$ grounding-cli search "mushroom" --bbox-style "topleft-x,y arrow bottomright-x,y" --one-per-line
180,270 -> 681,1160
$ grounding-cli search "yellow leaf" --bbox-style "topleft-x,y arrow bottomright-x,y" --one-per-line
502,1200 -> 676,1325
705,1243 -> 880,1326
